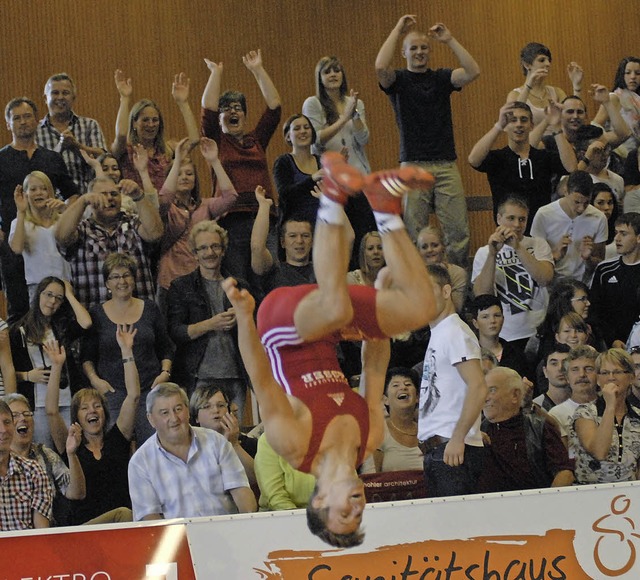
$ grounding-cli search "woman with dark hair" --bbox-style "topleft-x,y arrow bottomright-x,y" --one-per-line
302,56 -> 376,264
10,276 -> 91,445
360,367 -> 422,474
81,253 -> 174,443
272,113 -> 322,227
111,70 -> 200,191
507,42 -> 582,130
156,136 -> 237,312
591,182 -> 619,259
594,57 -> 640,161
46,328 -> 139,524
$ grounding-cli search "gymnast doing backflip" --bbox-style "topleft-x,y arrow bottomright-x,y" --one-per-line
223,151 -> 436,547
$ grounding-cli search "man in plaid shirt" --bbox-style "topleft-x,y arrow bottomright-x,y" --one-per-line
36,73 -> 107,193
0,399 -> 53,530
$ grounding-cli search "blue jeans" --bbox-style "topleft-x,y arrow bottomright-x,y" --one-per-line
423,442 -> 484,497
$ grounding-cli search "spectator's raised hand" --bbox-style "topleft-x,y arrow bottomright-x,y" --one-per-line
132,144 -> 149,174
242,49 -> 263,72
591,84 -> 610,104
199,137 -> 219,164
66,422 -> 82,455
395,14 -> 417,34
203,59 -> 223,75
567,62 -> 584,89
114,69 -> 133,98
14,185 -> 28,214
429,23 -> 452,43
172,72 -> 190,104
254,185 -> 272,208
116,323 -> 137,352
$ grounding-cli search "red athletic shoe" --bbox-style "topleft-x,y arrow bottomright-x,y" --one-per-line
320,152 -> 365,205
363,167 -> 435,214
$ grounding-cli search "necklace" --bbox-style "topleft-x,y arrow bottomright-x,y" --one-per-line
388,418 -> 418,437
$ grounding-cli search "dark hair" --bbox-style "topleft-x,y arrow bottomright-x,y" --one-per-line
96,153 -> 123,182
14,277 -> 67,344
282,114 -> 317,147
561,95 -> 586,107
612,57 -> 640,93
0,400 -> 11,419
554,312 -> 589,335
574,125 -> 605,161
189,384 -> 230,422
469,295 -> 503,320
591,182 -> 619,243
315,56 -> 348,125
544,342 -> 571,366
426,263 -> 451,288
615,212 -> 640,236
306,484 -> 364,547
218,90 -> 247,115
520,42 -> 552,76
5,97 -> 38,122
536,279 -> 590,339
497,195 -> 529,216
566,170 -> 593,197
384,367 -> 420,398
508,101 -> 534,122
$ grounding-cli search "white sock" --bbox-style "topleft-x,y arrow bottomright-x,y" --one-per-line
317,195 -> 346,225
373,211 -> 404,234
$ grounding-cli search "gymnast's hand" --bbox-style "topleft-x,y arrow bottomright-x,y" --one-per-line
222,277 -> 256,317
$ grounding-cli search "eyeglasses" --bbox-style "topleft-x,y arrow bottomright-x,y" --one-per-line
598,370 -> 632,378
199,402 -> 229,411
41,291 -> 64,303
629,346 -> 640,355
108,273 -> 133,282
571,296 -> 590,303
195,243 -> 223,254
220,104 -> 243,113
11,411 -> 34,419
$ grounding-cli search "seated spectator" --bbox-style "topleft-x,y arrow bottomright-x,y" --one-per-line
10,277 -> 91,446
417,225 -> 467,312
532,343 -> 571,411
478,367 -> 574,493
628,346 -> 640,413
469,295 -> 530,379
200,51 -> 281,284
572,349 -> 640,484
623,147 -> 640,213
112,70 -> 200,191
157,136 -> 237,313
167,221 -> 247,418
590,212 -> 640,349
361,367 -> 423,474
472,196 -> 554,350
128,382 -> 256,520
591,182 -> 620,260
549,345 -> 599,450
190,384 -> 255,486
9,171 -> 70,299
251,186 -> 317,294
0,318 -> 16,397
273,114 -> 322,229
46,328 -> 138,525
0,399 -> 53,530
6,391 -> 84,526
531,170 -> 607,283
254,433 -> 315,511
36,73 -> 108,193
468,101 -> 576,226
82,253 -> 173,444
506,42 -> 580,129
55,176 -> 163,309
347,231 -> 385,287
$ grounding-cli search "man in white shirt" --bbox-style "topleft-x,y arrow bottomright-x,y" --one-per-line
531,170 -> 607,282
419,264 -> 488,497
473,196 -> 554,349
548,345 -> 598,455
128,383 -> 256,520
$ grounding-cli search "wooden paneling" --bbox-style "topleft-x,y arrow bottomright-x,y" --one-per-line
2,0 -> 638,256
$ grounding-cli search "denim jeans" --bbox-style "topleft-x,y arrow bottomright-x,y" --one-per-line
423,442 -> 485,497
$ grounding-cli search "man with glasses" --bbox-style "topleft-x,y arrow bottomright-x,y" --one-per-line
590,212 -> 640,348
0,399 -> 53,530
0,97 -> 79,321
55,175 -> 162,308
168,220 -> 248,421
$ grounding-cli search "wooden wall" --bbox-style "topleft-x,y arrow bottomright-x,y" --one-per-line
2,0 -> 638,254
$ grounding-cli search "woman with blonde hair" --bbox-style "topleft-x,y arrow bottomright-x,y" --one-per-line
9,171 -> 70,299
347,231 -> 385,287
